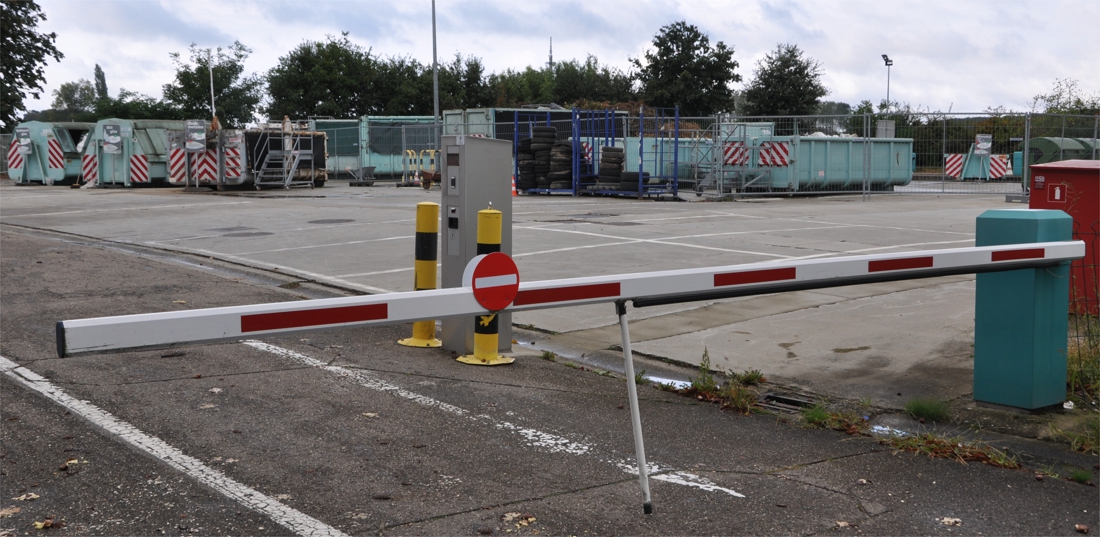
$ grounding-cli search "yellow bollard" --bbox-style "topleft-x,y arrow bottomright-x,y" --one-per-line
457,206 -> 515,366
398,202 -> 442,347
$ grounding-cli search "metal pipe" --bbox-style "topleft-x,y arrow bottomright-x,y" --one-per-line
616,300 -> 652,514
432,0 -> 440,158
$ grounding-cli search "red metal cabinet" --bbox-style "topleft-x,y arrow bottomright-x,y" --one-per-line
1029,160 -> 1100,314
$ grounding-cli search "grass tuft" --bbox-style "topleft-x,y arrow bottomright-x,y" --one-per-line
539,350 -> 556,362
800,404 -> 869,435
1069,468 -> 1093,484
903,398 -> 950,422
728,369 -> 765,386
634,369 -> 648,385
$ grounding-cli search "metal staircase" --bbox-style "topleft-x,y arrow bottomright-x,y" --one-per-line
252,126 -> 316,190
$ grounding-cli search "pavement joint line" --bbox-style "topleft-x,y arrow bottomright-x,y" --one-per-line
0,355 -> 351,537
0,201 -> 253,219
388,476 -> 642,530
763,447 -> 886,475
243,340 -> 748,498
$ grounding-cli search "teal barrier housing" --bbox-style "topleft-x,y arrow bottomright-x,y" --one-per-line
974,209 -> 1072,409
7,121 -> 93,184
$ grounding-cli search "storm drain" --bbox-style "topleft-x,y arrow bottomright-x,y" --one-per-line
757,393 -> 816,414
308,219 -> 355,224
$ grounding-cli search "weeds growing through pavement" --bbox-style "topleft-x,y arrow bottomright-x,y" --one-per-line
1049,421 -> 1100,455
886,432 -> 1019,469
903,398 -> 950,422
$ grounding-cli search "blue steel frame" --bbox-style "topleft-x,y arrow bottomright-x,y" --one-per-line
636,106 -> 680,198
573,108 -> 620,196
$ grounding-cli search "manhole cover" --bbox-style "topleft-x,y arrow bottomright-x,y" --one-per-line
223,232 -> 273,237
207,226 -> 255,232
308,219 -> 355,224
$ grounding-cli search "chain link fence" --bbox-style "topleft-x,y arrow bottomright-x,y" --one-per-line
302,113 -> 1097,200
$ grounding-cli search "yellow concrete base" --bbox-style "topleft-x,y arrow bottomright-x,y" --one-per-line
456,354 -> 515,366
397,337 -> 442,348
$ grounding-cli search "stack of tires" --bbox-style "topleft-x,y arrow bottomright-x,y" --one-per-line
619,171 -> 651,192
594,145 -> 624,191
516,138 -> 535,190
548,141 -> 573,189
530,126 -> 556,188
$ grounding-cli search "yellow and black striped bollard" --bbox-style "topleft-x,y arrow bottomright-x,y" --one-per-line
398,202 -> 442,347
457,206 -> 515,365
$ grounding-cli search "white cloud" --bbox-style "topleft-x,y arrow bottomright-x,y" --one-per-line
26,0 -> 1100,116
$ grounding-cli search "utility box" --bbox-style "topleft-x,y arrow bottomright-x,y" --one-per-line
440,135 -> 514,353
1029,160 -> 1100,314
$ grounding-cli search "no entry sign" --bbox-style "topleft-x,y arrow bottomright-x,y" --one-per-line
463,252 -> 520,311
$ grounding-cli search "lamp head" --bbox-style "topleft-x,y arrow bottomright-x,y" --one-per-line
882,54 -> 893,66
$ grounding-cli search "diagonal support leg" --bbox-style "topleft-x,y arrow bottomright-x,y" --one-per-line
616,299 -> 652,514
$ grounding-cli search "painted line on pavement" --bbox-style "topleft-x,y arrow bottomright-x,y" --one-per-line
243,341 -> 745,498
0,201 -> 253,218
0,355 -> 350,537
170,246 -> 393,294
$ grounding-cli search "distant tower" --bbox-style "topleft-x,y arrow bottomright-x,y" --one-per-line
548,37 -> 553,71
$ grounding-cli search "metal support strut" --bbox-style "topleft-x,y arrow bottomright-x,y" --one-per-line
616,299 -> 653,514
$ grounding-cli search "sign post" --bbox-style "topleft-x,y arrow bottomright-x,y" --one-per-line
457,252 -> 519,365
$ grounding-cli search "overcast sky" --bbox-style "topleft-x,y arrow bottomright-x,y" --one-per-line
27,0 -> 1100,116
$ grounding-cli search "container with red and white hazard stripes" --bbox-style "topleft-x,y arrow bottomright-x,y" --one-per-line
5,121 -> 95,184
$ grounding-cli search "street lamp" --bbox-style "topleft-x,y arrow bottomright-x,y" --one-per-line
881,54 -> 893,111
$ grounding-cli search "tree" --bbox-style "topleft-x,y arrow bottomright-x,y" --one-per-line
552,55 -> 635,106
162,41 -> 264,128
94,64 -> 108,100
630,21 -> 740,116
742,43 -> 828,118
266,34 -> 381,119
1,0 -> 63,130
93,89 -> 182,121
1030,78 -> 1100,116
51,79 -> 96,118
489,67 -> 553,107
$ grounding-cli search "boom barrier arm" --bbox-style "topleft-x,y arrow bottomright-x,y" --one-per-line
56,241 -> 1084,358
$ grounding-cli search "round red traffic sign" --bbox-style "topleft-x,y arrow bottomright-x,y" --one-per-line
463,252 -> 520,311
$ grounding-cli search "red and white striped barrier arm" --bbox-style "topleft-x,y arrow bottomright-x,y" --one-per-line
56,241 -> 1084,357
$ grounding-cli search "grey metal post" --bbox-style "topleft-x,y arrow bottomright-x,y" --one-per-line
616,300 -> 653,515
1094,116 -> 1099,160
1060,115 -> 1066,161
1022,114 -> 1032,194
862,113 -> 870,201
432,0 -> 441,160
401,125 -> 408,185
941,114 -> 947,193
217,129 -> 226,191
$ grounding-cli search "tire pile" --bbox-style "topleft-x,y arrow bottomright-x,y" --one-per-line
593,146 -> 624,190
548,140 -> 573,189
619,170 -> 651,192
530,126 -> 556,188
516,138 -> 535,190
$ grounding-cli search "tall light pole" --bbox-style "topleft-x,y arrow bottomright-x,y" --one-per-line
881,54 -> 893,111
432,0 -> 440,152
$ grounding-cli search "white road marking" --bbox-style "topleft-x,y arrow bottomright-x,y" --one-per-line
167,246 -> 393,294
785,239 -> 976,261
520,225 -> 865,259
243,341 -> 744,497
146,219 -> 416,247
0,355 -> 350,537
235,236 -> 412,255
0,201 -> 252,218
